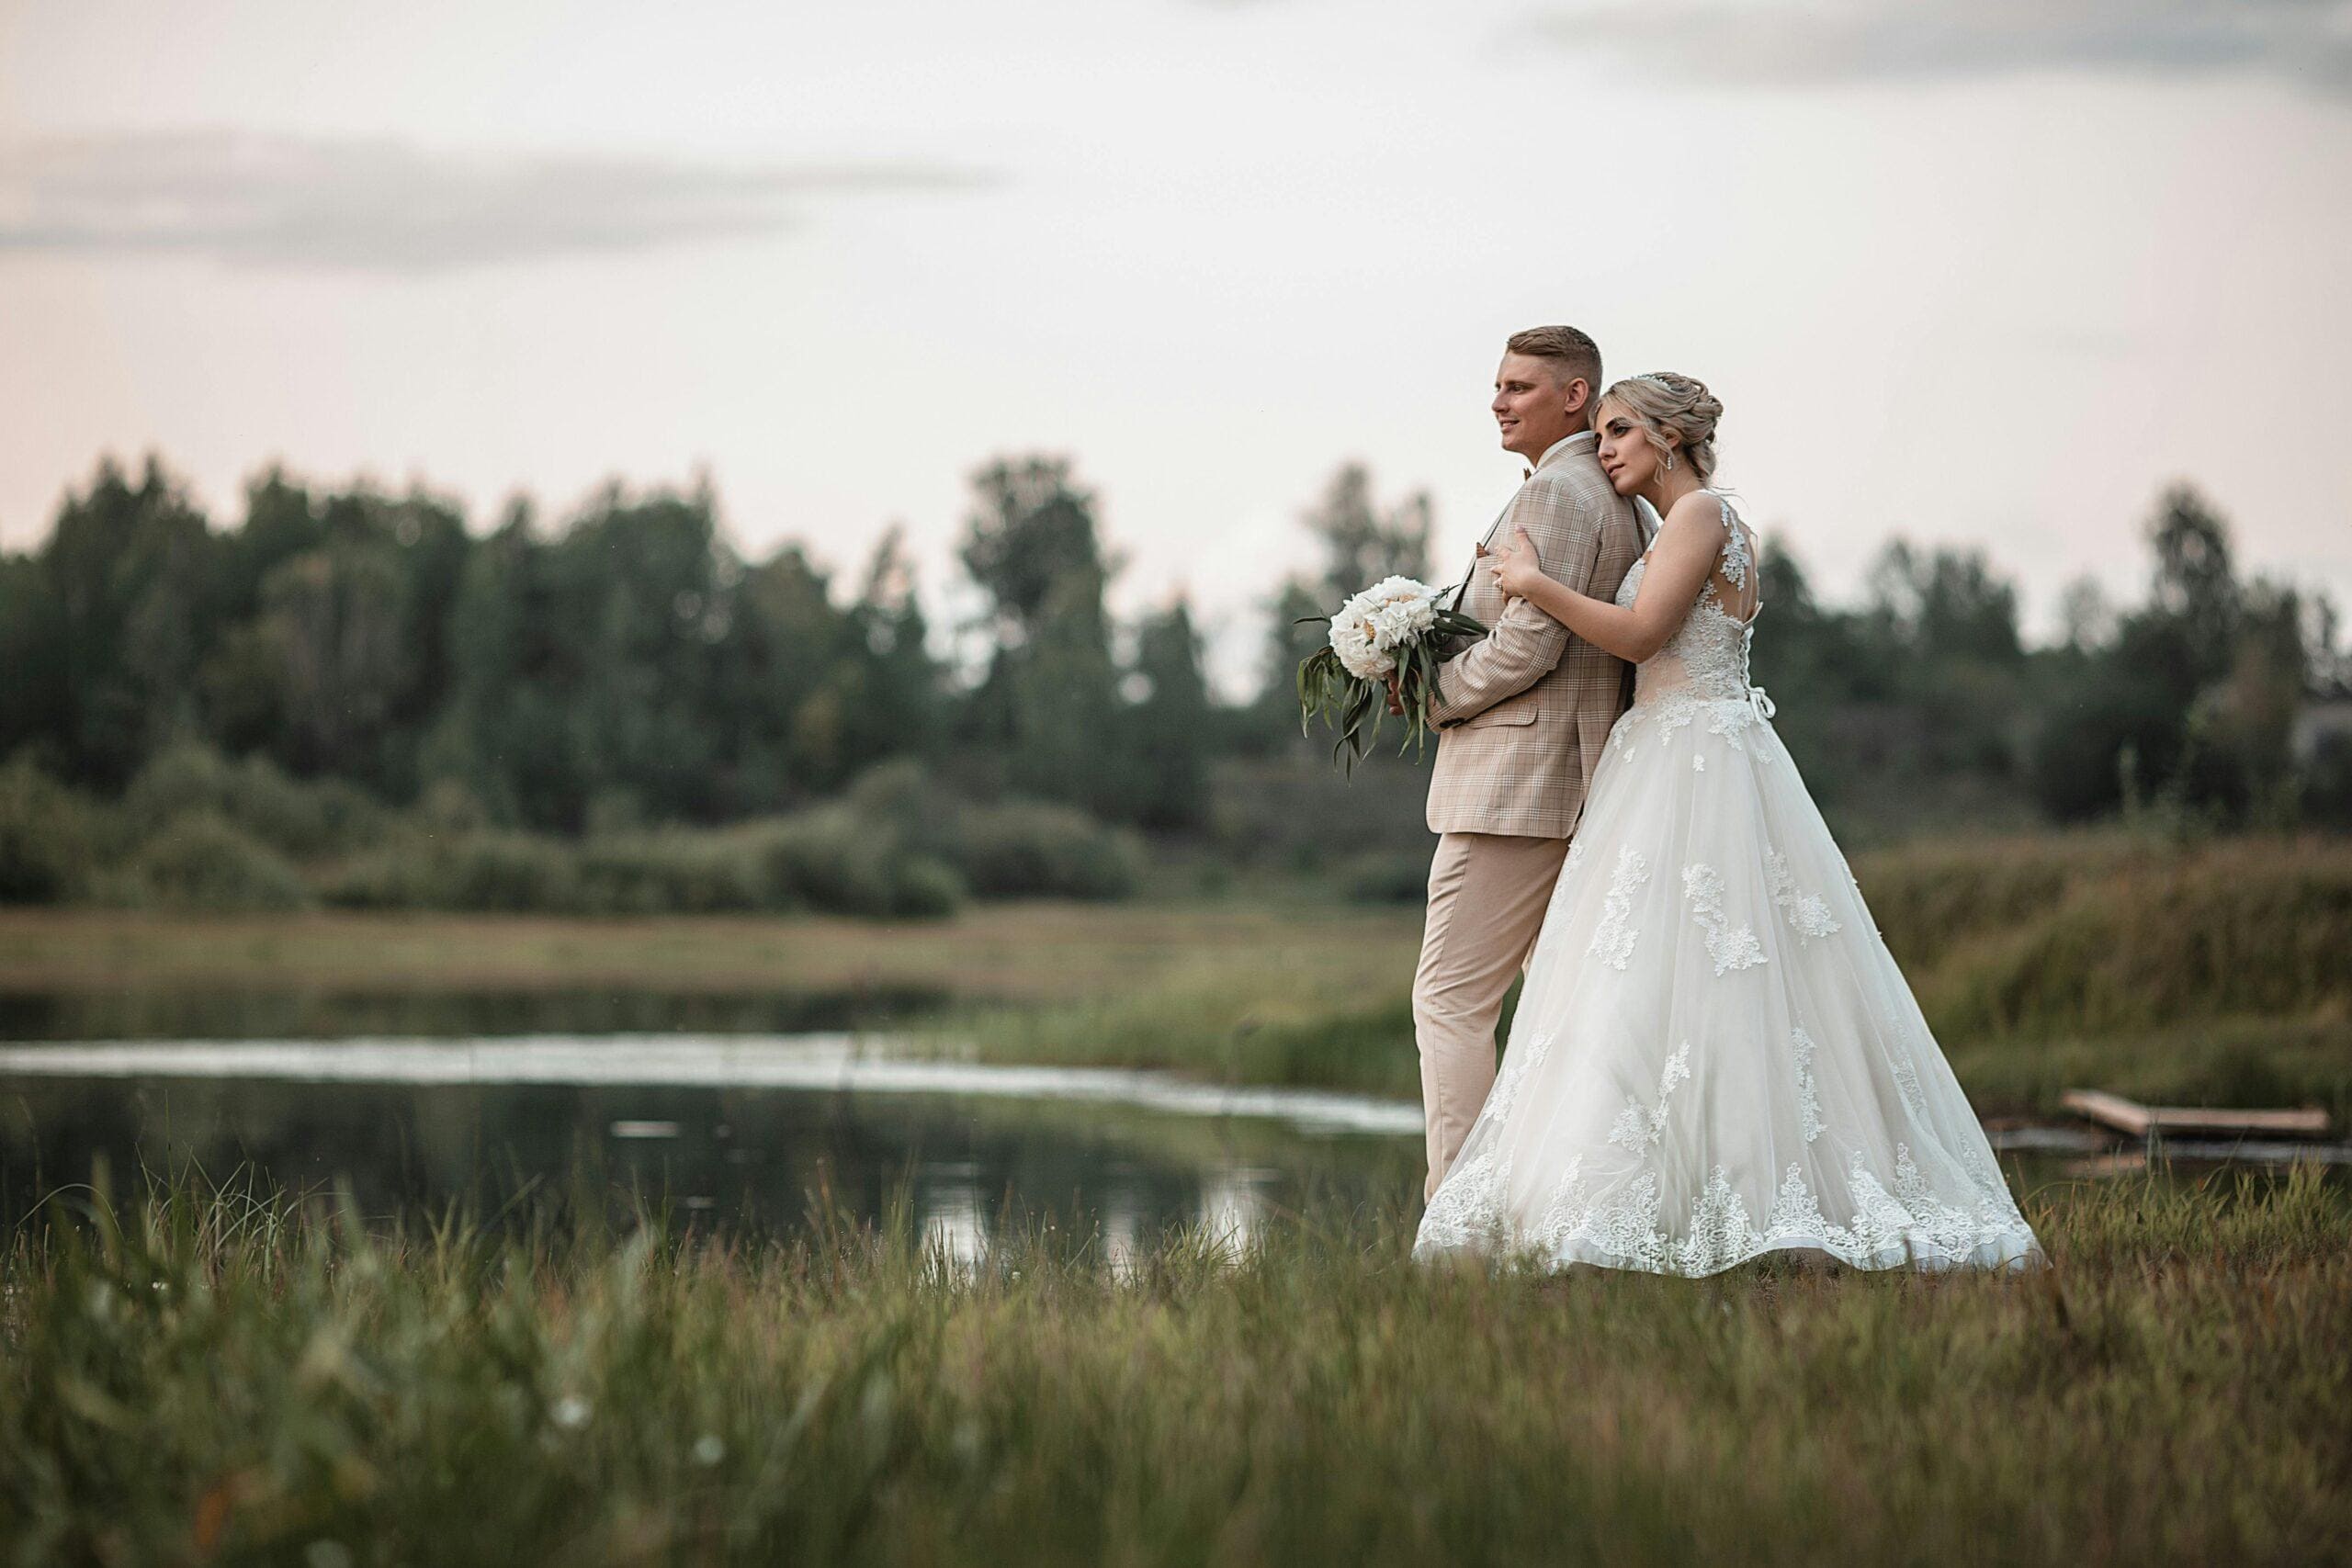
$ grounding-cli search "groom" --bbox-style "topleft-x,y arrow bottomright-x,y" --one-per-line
1411,325 -> 1645,1201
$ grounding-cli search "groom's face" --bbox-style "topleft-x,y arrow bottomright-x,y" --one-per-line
1492,354 -> 1588,464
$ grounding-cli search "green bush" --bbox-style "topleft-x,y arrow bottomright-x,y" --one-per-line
127,741 -> 389,860
20,747 -> 1134,918
320,813 -> 967,919
426,831 -> 581,914
124,810 -> 313,912
889,855 -> 967,919
574,830 -> 771,915
844,759 -> 960,852
315,832 -> 444,909
415,777 -> 491,833
842,761 -> 1140,903
953,800 -> 1142,900
0,758 -> 101,904
321,829 -> 579,913
742,809 -> 964,919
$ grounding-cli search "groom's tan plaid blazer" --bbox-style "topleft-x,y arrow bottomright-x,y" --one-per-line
1425,431 -> 1645,838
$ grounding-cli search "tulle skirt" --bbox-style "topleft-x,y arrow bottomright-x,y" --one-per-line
1412,691 -> 2044,1276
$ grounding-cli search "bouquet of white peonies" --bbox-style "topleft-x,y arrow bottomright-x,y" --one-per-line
1295,575 -> 1487,771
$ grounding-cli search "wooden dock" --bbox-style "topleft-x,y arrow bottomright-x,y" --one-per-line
2060,1089 -> 2332,1141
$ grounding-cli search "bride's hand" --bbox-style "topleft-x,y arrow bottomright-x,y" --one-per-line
1486,525 -> 1546,602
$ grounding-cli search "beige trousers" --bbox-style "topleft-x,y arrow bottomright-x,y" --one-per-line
1411,830 -> 1572,1201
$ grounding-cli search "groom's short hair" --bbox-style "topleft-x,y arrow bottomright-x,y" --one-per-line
1505,325 -> 1602,393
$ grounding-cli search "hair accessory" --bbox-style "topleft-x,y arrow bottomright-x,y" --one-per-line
1631,372 -> 1674,388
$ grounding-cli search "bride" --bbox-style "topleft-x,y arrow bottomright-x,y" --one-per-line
1412,372 -> 2043,1275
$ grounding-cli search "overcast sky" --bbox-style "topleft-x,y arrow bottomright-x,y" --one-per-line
3,0 -> 2347,693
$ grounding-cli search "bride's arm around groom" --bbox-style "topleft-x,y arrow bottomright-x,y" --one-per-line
1419,415 -> 1645,844
1426,448 -> 1631,732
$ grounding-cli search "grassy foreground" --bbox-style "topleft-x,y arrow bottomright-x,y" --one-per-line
3,1168 -> 2348,1566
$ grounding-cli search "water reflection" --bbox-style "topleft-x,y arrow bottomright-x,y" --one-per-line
0,1055 -> 1417,1249
1198,1170 -> 1271,1250
1101,1191 -> 1147,1280
920,1171 -> 989,1274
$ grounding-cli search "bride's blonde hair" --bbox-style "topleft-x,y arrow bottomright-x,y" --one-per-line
1594,372 -> 1724,482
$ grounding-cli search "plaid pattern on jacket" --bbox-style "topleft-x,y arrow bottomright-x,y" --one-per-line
1424,433 -> 1645,838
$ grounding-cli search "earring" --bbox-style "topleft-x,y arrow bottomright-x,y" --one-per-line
1663,450 -> 1676,472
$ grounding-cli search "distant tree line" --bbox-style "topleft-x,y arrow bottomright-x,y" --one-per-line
0,454 -> 1216,839
2,451 -> 2346,898
1751,485 -> 2351,834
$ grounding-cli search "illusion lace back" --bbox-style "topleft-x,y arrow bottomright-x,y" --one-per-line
1414,491 -> 2042,1276
1623,492 -> 1766,725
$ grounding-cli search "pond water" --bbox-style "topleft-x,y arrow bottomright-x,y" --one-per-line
4,1031 -> 2336,1258
0,1034 -> 1422,1259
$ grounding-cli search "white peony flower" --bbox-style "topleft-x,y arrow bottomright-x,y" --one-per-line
1328,576 -> 1443,678
1330,614 -> 1394,680
1367,598 -> 1433,650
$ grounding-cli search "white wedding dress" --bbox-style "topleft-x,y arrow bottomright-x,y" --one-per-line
1413,491 -> 2043,1275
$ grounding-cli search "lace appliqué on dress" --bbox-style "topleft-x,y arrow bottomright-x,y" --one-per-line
1415,1142 -> 1513,1251
1611,498 -> 1772,761
1767,1164 -> 1830,1237
1533,1165 -> 1758,1277
1411,1032 -> 1556,1250
1529,1156 -> 1590,1254
1893,1061 -> 1928,1118
1767,852 -> 1842,944
1521,1148 -> 2039,1277
1589,846 -> 1649,970
1608,1042 -> 1692,1154
1714,492 -> 1751,590
1791,1026 -> 1826,1145
1683,863 -> 1765,975
1493,1029 -> 1555,1112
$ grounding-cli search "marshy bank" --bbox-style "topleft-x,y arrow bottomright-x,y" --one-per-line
8,829 -> 2341,1121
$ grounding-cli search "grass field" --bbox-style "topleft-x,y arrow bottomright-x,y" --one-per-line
7,830 -> 2347,1123
3,1165 -> 2346,1566
6,834 -> 2347,1563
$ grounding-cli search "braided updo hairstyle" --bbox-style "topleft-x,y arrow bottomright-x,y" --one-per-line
1594,371 -> 1724,482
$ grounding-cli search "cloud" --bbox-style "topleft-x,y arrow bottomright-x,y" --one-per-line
0,130 -> 1001,272
1521,0 -> 2352,96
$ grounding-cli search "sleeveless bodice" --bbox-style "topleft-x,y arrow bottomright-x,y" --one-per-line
1614,491 -> 1770,724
